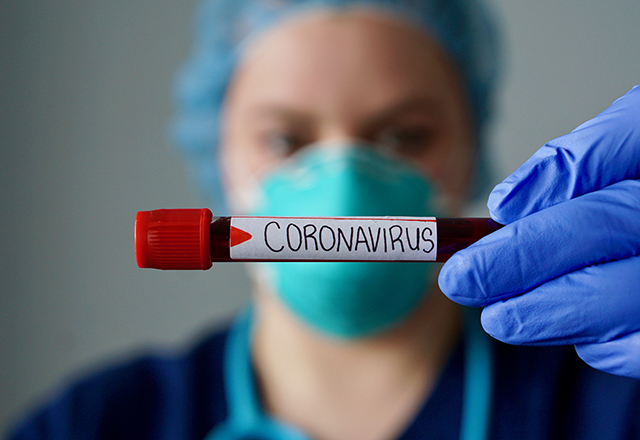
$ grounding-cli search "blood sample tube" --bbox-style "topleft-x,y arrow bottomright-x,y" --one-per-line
135,208 -> 502,270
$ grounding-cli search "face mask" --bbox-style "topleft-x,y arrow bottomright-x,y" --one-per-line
249,144 -> 440,338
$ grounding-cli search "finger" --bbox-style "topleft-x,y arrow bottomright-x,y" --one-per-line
439,180 -> 640,306
479,256 -> 640,345
488,85 -> 640,224
575,333 -> 640,379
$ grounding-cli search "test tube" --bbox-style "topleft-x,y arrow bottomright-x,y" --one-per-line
135,208 -> 502,270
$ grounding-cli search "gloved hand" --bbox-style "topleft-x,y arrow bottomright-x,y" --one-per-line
439,85 -> 640,379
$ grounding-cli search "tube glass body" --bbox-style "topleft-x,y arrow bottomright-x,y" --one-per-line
210,217 -> 501,263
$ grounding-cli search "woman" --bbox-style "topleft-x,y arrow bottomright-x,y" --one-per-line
174,2 -> 498,437
10,0 -> 640,439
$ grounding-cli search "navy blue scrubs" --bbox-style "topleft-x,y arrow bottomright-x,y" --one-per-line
9,323 -> 640,440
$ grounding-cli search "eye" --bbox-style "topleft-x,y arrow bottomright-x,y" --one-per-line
262,131 -> 305,157
375,126 -> 433,156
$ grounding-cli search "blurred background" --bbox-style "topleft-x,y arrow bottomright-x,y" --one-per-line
1,0 -> 639,432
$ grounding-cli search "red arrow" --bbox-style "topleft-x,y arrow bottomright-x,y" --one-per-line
230,226 -> 252,247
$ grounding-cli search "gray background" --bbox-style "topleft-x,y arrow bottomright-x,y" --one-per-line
1,0 -> 639,433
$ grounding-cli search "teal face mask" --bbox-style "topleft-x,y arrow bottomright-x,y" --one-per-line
252,145 -> 440,338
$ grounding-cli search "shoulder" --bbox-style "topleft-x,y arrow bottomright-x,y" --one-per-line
491,342 -> 640,440
8,324 -> 231,440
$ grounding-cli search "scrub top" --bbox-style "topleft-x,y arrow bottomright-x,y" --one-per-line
9,320 -> 640,440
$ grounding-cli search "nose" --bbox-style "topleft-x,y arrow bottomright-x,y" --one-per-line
303,137 -> 368,151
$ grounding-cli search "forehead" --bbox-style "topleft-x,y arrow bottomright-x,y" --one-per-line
229,10 -> 465,113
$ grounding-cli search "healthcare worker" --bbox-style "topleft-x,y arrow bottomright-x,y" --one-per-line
9,0 -> 640,439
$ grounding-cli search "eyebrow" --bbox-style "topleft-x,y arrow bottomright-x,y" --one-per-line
361,97 -> 443,131
249,105 -> 317,126
248,96 -> 443,128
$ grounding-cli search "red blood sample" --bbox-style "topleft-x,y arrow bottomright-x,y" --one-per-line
135,209 -> 502,270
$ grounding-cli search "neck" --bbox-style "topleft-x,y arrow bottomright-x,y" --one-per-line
251,277 -> 461,440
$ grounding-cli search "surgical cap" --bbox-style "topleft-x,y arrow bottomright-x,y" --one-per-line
171,0 -> 502,214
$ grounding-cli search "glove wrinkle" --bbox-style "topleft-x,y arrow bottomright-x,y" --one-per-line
480,256 -> 640,346
442,180 -> 640,307
576,332 -> 640,379
489,86 -> 640,224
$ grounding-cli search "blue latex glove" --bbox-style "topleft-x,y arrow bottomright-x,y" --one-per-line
439,86 -> 640,379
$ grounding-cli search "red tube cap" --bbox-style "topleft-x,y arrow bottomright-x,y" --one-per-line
135,209 -> 213,270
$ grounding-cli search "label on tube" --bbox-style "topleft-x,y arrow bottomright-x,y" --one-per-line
230,216 -> 437,261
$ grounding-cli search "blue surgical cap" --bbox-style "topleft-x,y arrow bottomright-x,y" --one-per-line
171,0 -> 501,214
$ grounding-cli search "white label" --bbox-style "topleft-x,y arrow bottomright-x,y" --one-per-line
230,217 -> 437,261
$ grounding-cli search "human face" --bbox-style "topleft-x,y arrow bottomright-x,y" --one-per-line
221,10 -> 475,215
